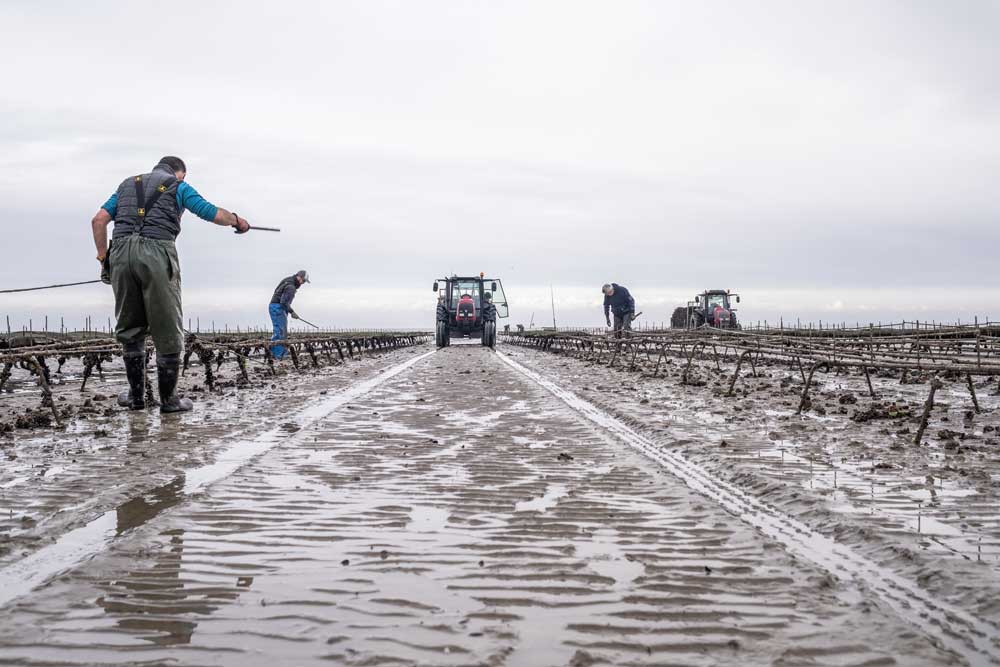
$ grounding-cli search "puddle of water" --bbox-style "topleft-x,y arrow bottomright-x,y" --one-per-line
408,505 -> 451,533
574,527 -> 645,588
511,435 -> 559,450
0,476 -> 29,490
513,484 -> 568,513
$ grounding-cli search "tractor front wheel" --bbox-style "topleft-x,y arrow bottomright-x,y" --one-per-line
482,321 -> 496,349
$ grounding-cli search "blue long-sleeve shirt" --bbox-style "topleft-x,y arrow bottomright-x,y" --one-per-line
101,181 -> 218,222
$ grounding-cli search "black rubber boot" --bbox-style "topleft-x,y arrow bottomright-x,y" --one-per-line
117,343 -> 147,410
157,353 -> 193,414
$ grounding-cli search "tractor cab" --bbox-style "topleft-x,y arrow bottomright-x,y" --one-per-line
433,273 -> 509,348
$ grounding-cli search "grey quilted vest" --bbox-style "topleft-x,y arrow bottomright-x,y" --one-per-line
111,164 -> 182,241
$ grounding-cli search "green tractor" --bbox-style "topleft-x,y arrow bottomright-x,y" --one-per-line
433,273 -> 509,348
671,289 -> 741,329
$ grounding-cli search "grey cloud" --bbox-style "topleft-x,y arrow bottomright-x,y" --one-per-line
1,1 -> 997,329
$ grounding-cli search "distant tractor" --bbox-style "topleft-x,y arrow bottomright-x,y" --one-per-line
433,273 -> 509,348
671,290 -> 741,329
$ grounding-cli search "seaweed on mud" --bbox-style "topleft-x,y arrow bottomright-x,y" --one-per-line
14,408 -> 52,429
851,401 -> 913,422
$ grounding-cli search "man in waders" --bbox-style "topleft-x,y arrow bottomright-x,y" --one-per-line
90,156 -> 251,413
602,283 -> 635,338
269,271 -> 310,360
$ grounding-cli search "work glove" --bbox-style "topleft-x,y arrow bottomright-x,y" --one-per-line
290,311 -> 300,320
98,243 -> 112,285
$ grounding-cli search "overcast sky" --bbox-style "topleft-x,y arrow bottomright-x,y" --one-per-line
1,1 -> 997,331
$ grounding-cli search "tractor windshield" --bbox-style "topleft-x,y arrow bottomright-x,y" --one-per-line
706,294 -> 727,309
450,281 -> 481,309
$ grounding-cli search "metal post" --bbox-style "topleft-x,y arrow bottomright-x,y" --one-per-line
967,374 -> 981,414
913,377 -> 942,446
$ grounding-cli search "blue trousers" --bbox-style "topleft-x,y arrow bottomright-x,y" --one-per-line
269,303 -> 288,359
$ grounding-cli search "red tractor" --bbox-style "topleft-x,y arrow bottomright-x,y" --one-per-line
433,273 -> 509,348
671,290 -> 741,329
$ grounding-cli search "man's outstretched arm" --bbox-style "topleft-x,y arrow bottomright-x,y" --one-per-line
211,206 -> 250,233
178,182 -> 249,232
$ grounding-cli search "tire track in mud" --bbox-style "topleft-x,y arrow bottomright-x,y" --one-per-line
0,347 -> 953,666
0,349 -> 436,609
497,351 -> 1000,666
512,346 -> 1000,624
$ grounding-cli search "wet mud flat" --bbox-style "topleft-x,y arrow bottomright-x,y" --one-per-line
0,345 -> 961,666
503,345 -> 1000,628
0,346 -> 426,568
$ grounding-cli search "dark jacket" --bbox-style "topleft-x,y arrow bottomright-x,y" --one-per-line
270,276 -> 300,313
603,283 -> 635,318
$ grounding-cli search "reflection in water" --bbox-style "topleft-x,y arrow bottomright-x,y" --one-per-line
101,474 -> 254,646
102,476 -> 204,645
98,528 -> 199,645
125,411 -> 151,449
116,476 -> 185,535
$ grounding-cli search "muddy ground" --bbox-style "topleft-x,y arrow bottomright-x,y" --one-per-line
0,350 -> 415,566
503,344 -> 1000,620
0,342 -> 997,665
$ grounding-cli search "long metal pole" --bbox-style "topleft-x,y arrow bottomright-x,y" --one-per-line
0,279 -> 103,294
550,285 -> 557,329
